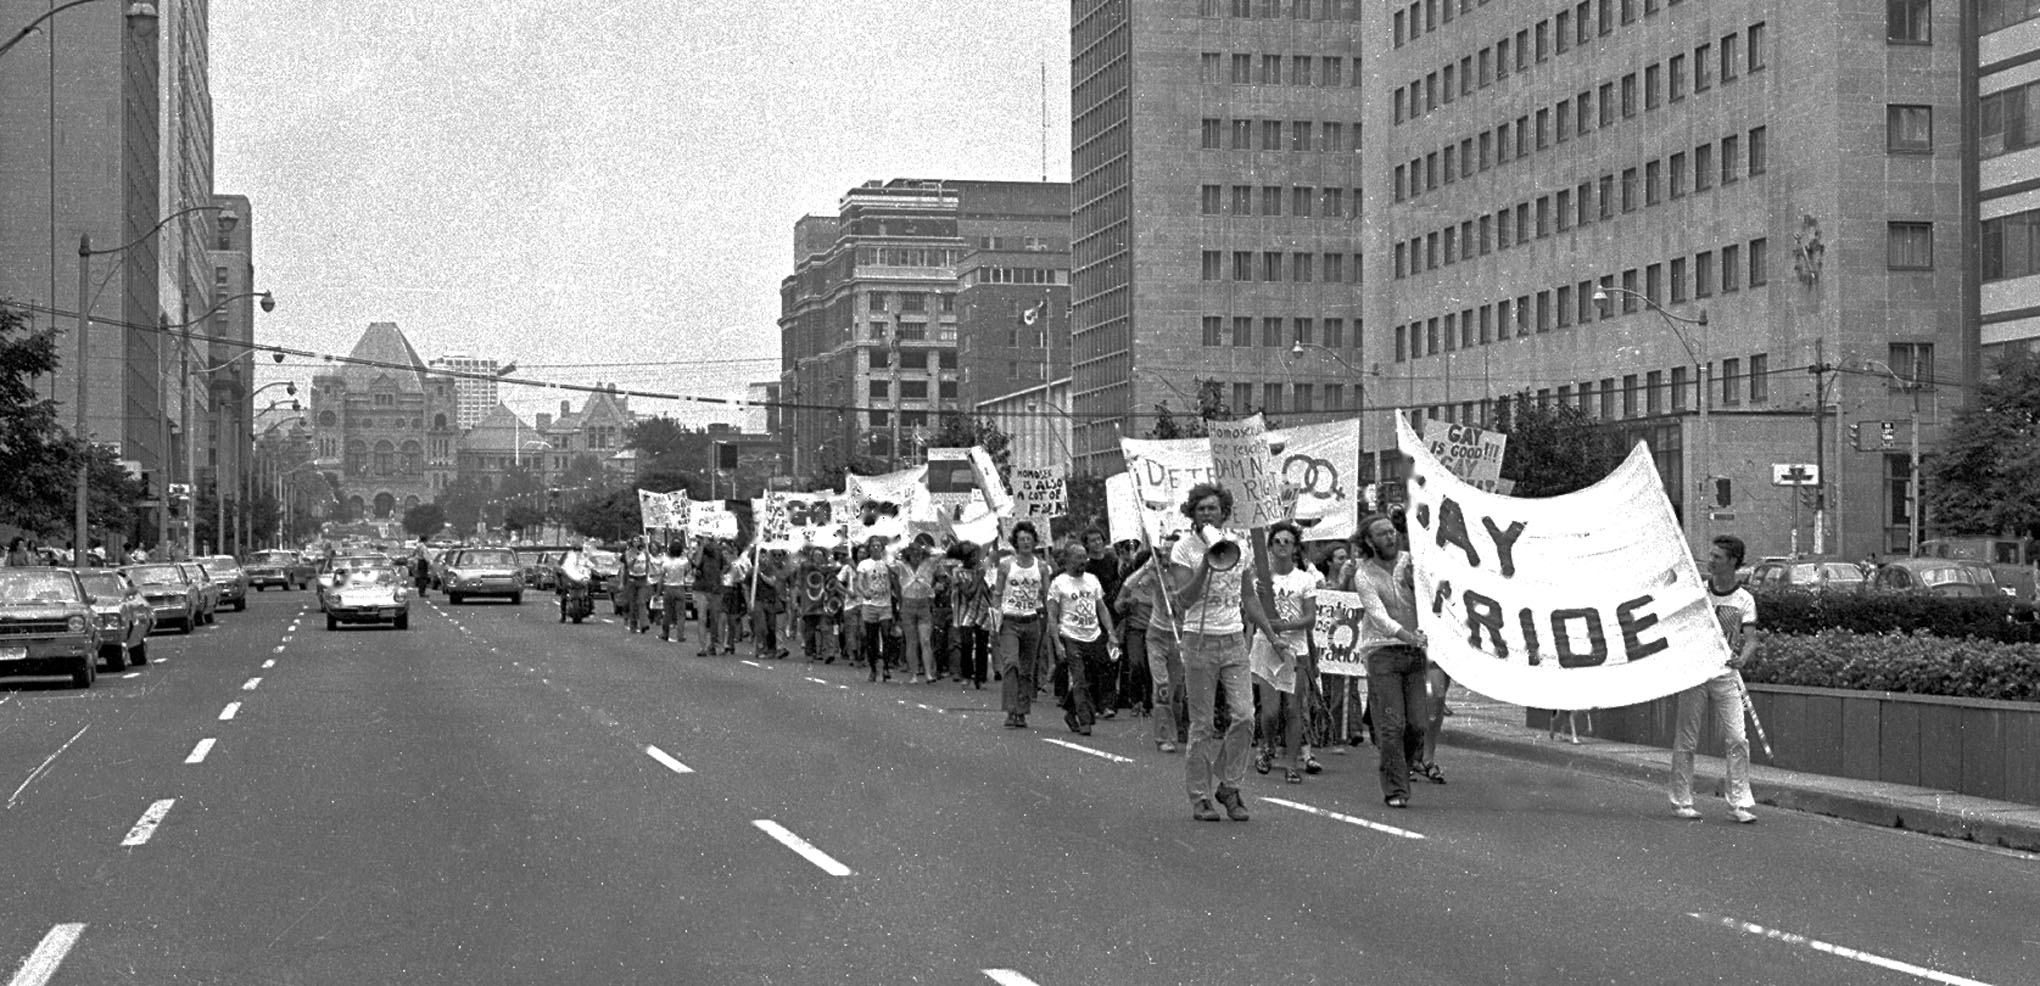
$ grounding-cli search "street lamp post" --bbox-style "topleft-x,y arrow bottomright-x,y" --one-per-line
1592,287 -> 1709,549
176,291 -> 274,558
0,0 -> 155,59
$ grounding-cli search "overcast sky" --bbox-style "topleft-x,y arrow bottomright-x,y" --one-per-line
218,0 -> 1071,428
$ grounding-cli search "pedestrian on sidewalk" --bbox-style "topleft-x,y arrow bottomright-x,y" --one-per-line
1669,534 -> 1762,824
1251,522 -> 1318,784
992,522 -> 1050,728
1050,541 -> 1116,737
1351,512 -> 1428,809
1172,484 -> 1286,822
656,538 -> 692,644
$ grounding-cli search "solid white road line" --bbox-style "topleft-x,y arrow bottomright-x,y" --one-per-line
218,702 -> 240,721
982,971 -> 1043,986
643,745 -> 695,775
6,726 -> 88,809
1040,738 -> 1136,764
1690,913 -> 1997,986
241,677 -> 261,690
261,659 -> 275,669
7,923 -> 86,986
183,738 -> 216,764
1259,797 -> 1428,840
751,819 -> 853,876
119,798 -> 176,847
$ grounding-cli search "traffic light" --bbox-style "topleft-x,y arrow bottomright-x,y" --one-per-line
1714,477 -> 1732,508
1848,424 -> 1861,451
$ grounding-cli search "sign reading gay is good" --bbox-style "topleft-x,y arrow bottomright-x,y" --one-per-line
1397,413 -> 1729,711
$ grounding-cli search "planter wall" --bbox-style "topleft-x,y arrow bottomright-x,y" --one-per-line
1526,684 -> 2040,807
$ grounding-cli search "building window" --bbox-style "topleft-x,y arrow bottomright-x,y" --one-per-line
1749,21 -> 1766,70
1889,0 -> 1929,42
1671,366 -> 1689,410
1889,341 -> 1935,385
1720,357 -> 1742,405
1888,222 -> 1934,269
1231,119 -> 1252,149
1722,243 -> 1741,292
1201,251 -> 1222,280
1694,43 -> 1712,91
1264,251 -> 1283,280
1887,105 -> 1932,153
1670,257 -> 1687,302
1263,383 -> 1283,413
1645,263 -> 1663,305
1233,316 -> 1253,347
1750,238 -> 1768,285
1721,134 -> 1740,183
1696,250 -> 1715,297
1694,143 -> 1713,191
1621,167 -> 1638,212
1324,318 -> 1344,348
1646,370 -> 1664,414
1622,74 -> 1637,117
1622,374 -> 1639,418
1669,54 -> 1686,100
1749,126 -> 1767,174
1749,354 -> 1769,402
1599,82 -> 1616,126
1981,207 -> 2040,280
1669,151 -> 1686,198
1201,118 -> 1222,148
1645,63 -> 1662,110
1201,185 -> 1221,214
1645,160 -> 1662,206
1263,317 -> 1284,347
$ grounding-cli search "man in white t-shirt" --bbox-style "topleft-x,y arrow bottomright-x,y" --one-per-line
1050,541 -> 1117,737
1170,483 -> 1286,822
1669,534 -> 1761,824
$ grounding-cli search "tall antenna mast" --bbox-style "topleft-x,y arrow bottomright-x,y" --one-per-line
1040,60 -> 1048,182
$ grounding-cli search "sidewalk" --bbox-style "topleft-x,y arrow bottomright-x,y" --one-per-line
1437,689 -> 2040,853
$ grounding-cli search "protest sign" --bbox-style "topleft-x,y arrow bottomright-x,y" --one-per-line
688,499 -> 739,540
1420,417 -> 1510,493
1013,464 -> 1067,519
1266,418 -> 1362,541
966,447 -> 1014,516
1104,472 -> 1141,545
1397,413 -> 1729,711
1118,436 -> 1213,546
773,493 -> 839,548
846,466 -> 931,525
1309,589 -> 1368,677
751,496 -> 796,550
947,505 -> 1002,548
639,489 -> 672,532
1208,415 -> 1284,529
925,448 -> 980,512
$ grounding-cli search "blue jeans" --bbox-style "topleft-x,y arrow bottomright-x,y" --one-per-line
1367,645 -> 1429,801
1670,672 -> 1754,810
1182,631 -> 1251,804
900,598 -> 937,677
1059,635 -> 1110,728
1145,622 -> 1188,746
997,616 -> 1043,717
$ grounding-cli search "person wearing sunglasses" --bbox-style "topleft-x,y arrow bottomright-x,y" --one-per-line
1251,522 -> 1319,784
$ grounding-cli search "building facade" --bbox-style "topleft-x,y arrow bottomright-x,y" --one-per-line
1069,0 -> 1370,473
309,323 -> 460,522
204,192 -> 256,552
1362,0 -> 1970,560
955,243 -> 1071,413
429,352 -> 502,430
977,377 -> 1074,471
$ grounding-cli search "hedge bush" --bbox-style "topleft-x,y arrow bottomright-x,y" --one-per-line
1751,587 -> 2040,644
1744,628 -> 2040,703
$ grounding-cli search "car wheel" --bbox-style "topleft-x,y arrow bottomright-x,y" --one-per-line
179,615 -> 194,635
129,639 -> 148,665
449,593 -> 463,605
235,598 -> 246,612
396,612 -> 410,630
327,614 -> 339,631
102,645 -> 125,672
511,593 -> 523,605
72,657 -> 94,688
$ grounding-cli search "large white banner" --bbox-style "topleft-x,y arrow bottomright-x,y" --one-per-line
846,466 -> 931,523
1398,413 -> 1730,711
1267,418 -> 1362,542
1119,436 -> 1213,546
1104,472 -> 1142,545
1208,415 -> 1285,528
924,448 -> 980,512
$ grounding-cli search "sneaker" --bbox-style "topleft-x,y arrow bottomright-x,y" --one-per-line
1673,806 -> 1702,820
1191,799 -> 1222,822
1253,749 -> 1273,775
1215,785 -> 1250,821
1158,741 -> 1178,753
1731,808 -> 1757,824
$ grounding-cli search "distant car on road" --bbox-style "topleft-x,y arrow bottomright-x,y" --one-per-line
1866,558 -> 2008,598
77,570 -> 154,669
317,555 -> 394,612
176,562 -> 220,624
1746,557 -> 1869,594
245,550 -> 313,591
324,565 -> 413,631
122,563 -> 200,634
0,567 -> 106,687
203,555 -> 250,612
439,547 -> 526,605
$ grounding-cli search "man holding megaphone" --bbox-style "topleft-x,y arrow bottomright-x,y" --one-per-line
1170,483 -> 1289,823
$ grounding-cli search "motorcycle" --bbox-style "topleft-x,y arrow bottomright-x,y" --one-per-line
559,578 -> 594,624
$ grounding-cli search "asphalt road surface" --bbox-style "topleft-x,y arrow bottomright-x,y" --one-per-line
2,588 -> 2033,985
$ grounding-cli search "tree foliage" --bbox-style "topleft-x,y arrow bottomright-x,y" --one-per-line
502,504 -> 546,536
1147,379 -> 1267,439
0,305 -> 143,547
1492,393 -> 1628,498
402,502 -> 446,540
1928,347 -> 2040,539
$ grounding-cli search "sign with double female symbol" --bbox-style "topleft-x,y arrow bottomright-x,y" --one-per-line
1770,463 -> 1820,486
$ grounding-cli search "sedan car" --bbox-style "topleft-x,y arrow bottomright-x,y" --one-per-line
1866,558 -> 2008,598
0,568 -> 105,688
76,570 -> 154,669
324,566 -> 413,630
1746,558 -> 1869,594
122,563 -> 200,634
177,562 -> 220,624
439,547 -> 526,604
317,555 -> 395,612
245,550 -> 312,591
203,555 -> 250,612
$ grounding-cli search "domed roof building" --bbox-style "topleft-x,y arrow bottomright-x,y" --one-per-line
309,322 -> 460,523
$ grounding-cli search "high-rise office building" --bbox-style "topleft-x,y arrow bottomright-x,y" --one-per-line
206,192 -> 257,552
1978,4 -> 2040,363
1363,0 -> 1968,559
429,353 -> 502,430
1069,0 -> 1370,473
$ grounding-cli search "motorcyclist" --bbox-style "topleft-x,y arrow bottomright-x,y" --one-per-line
557,541 -> 595,624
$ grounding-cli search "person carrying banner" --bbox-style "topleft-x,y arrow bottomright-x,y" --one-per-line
1050,541 -> 1118,737
1316,542 -> 1363,755
656,538 -> 693,644
991,522 -> 1051,728
748,549 -> 785,659
1251,522 -> 1319,784
1172,484 -> 1287,822
1669,534 -> 1761,824
1351,513 -> 1428,809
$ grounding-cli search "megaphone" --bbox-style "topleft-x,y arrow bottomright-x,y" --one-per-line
1200,525 -> 1240,572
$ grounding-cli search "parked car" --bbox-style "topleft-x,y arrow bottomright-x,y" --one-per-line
245,550 -> 313,591
517,549 -> 559,591
76,570 -> 154,669
1746,557 -> 1869,593
316,555 -> 394,612
1918,537 -> 2039,602
122,563 -> 200,634
1865,558 -> 2008,598
202,555 -> 250,612
0,567 -> 105,687
175,562 -> 221,624
439,547 -> 526,604
324,565 -> 413,631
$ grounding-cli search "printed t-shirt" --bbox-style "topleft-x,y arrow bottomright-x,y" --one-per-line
1170,533 -> 1249,635
1050,572 -> 1105,643
999,557 -> 1046,617
1249,566 -> 1318,693
1708,583 -> 1758,681
853,558 -> 893,621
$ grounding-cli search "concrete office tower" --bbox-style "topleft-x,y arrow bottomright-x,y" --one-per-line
428,353 -> 502,431
1979,6 -> 2040,362
1068,0 -> 1370,472
0,5 -> 163,478
206,192 -> 256,552
1362,0 -> 1968,560
158,0 -> 218,523
778,179 -> 1069,479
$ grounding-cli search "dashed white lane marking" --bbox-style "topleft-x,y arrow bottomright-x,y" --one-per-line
6,726 -> 88,809
183,738 -> 216,764
804,676 -> 828,684
272,645 -> 285,653
218,702 -> 240,721
241,677 -> 261,691
7,923 -> 86,986
119,798 -> 176,846
1690,913 -> 1997,986
644,745 -> 695,775
1040,738 -> 1136,764
1260,796 -> 1428,841
740,659 -> 761,668
120,672 -> 139,679
837,684 -> 849,690
751,819 -> 853,876
261,659 -> 275,669
982,971 -> 1043,986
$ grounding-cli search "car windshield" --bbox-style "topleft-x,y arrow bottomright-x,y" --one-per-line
337,567 -> 400,586
126,566 -> 185,586
207,556 -> 241,571
1919,567 -> 1976,587
329,557 -> 381,571
78,574 -> 128,597
253,552 -> 295,565
1820,564 -> 1864,583
455,550 -> 519,567
0,571 -> 81,605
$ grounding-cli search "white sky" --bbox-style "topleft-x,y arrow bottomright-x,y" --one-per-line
218,0 -> 1072,428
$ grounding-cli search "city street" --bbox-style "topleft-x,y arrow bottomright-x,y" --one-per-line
2,589 -> 2032,986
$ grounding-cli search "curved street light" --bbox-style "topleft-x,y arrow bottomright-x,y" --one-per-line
1592,286 -> 1711,548
0,0 -> 156,60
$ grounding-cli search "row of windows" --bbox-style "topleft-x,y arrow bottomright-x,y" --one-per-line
867,379 -> 961,401
1198,52 -> 1361,88
1454,357 -> 1773,424
1395,13 -> 1762,129
1392,240 -> 1769,359
1981,83 -> 2040,159
1199,0 -> 1364,21
1982,207 -> 2040,282
1395,25 -> 1768,198
867,349 -> 960,370
862,321 -> 961,344
865,292 -> 956,314
1980,0 -> 2040,34
1198,249 -> 1363,284
853,247 -> 963,269
1203,379 -> 1356,417
1393,132 -> 1767,279
968,266 -> 1065,285
1199,184 -> 1361,220
1197,314 -> 1361,350
1198,118 -> 1363,154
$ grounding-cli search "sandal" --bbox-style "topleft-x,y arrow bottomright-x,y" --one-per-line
1253,750 -> 1273,775
1385,795 -> 1408,808
1301,754 -> 1323,775
1416,761 -> 1447,785
1283,767 -> 1303,784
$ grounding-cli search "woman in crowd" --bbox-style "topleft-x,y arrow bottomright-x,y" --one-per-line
1251,522 -> 1320,784
1350,512 -> 1429,808
991,522 -> 1050,729
946,541 -> 993,690
1315,540 -> 1364,755
1049,541 -> 1116,737
692,539 -> 727,656
894,540 -> 945,683
656,537 -> 692,645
